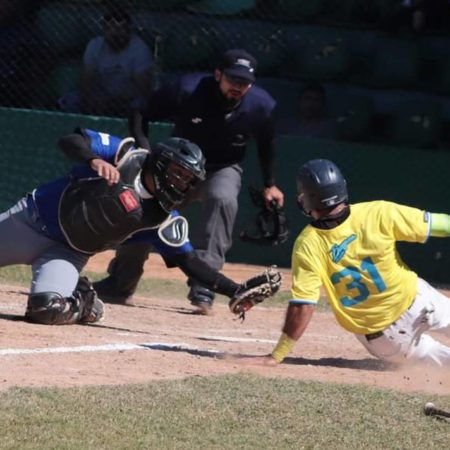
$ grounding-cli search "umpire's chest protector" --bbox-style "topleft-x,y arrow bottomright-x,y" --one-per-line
58,152 -> 169,254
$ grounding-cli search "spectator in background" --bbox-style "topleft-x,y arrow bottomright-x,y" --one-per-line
0,0 -> 53,108
382,0 -> 426,36
381,0 -> 450,37
58,5 -> 154,117
277,83 -> 336,139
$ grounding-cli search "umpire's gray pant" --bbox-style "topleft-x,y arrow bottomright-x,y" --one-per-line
105,164 -> 243,294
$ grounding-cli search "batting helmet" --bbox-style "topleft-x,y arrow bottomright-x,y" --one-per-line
144,137 -> 206,211
296,159 -> 348,215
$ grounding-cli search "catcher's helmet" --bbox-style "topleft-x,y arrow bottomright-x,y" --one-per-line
296,159 -> 348,215
145,137 -> 206,211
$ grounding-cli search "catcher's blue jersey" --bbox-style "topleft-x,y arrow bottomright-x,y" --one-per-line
31,129 -> 193,260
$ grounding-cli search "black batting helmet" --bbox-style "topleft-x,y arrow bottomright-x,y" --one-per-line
144,137 -> 206,212
296,159 -> 348,216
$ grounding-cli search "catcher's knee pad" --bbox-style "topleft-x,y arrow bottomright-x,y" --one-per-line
25,292 -> 81,325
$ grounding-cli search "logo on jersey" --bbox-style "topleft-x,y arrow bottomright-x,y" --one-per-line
330,234 -> 357,263
191,117 -> 203,124
119,190 -> 139,212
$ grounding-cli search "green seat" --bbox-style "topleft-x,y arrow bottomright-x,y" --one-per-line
136,13 -> 220,70
134,12 -> 173,51
35,5 -> 102,56
437,59 -> 450,95
134,0 -> 192,9
160,22 -> 219,70
388,99 -> 442,148
332,95 -> 374,142
369,38 -> 420,88
187,0 -> 256,15
287,27 -> 350,81
33,61 -> 83,109
256,78 -> 301,120
241,26 -> 288,76
336,0 -> 393,27
271,0 -> 326,21
52,61 -> 83,97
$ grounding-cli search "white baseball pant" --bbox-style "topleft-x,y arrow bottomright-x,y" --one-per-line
355,278 -> 450,366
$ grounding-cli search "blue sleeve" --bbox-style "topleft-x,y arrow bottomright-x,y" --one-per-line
84,129 -> 124,163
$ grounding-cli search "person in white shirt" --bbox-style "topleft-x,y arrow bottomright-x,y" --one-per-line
59,6 -> 154,117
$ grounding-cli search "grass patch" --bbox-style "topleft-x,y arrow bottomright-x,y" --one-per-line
0,265 -> 330,311
0,375 -> 448,450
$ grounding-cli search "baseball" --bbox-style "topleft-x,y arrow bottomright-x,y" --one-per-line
424,402 -> 435,414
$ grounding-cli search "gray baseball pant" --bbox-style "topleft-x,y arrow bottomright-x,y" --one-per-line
0,197 -> 90,297
103,164 -> 243,294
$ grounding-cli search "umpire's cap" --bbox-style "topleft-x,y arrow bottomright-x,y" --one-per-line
218,49 -> 257,82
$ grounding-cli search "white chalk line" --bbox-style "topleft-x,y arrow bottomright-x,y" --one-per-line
0,333 -> 276,357
199,335 -> 276,344
0,342 -> 220,356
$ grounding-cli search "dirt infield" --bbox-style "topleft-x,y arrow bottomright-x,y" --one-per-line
1,251 -> 449,395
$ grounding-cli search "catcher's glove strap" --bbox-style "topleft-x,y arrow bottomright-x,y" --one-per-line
174,252 -> 239,297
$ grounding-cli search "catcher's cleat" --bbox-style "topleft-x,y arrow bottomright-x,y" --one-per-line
75,277 -> 105,324
79,298 -> 105,324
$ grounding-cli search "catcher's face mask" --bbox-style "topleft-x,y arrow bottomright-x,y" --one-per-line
166,162 -> 198,193
147,137 -> 206,211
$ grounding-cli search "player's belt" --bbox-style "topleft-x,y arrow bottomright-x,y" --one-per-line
365,330 -> 384,341
365,300 -> 415,341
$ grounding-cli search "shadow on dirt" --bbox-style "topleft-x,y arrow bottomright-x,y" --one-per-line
0,313 -> 24,321
283,356 -> 392,371
138,344 -> 393,372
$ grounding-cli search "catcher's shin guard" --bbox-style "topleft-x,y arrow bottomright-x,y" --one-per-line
25,277 -> 104,325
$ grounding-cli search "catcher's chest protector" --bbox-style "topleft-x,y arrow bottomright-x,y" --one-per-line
59,153 -> 169,253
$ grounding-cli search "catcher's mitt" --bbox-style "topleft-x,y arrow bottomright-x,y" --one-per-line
229,266 -> 282,321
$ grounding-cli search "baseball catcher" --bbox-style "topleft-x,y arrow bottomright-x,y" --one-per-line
0,127 -> 282,325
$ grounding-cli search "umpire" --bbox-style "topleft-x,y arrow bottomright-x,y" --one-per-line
94,48 -> 284,314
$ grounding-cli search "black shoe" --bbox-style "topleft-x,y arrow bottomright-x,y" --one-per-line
188,285 -> 215,315
93,278 -> 133,305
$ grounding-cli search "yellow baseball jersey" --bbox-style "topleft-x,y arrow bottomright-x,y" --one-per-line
291,201 -> 430,334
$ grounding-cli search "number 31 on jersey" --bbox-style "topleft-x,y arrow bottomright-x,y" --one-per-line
331,257 -> 386,307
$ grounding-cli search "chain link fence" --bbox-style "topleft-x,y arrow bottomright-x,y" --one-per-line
1,0 -> 450,147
